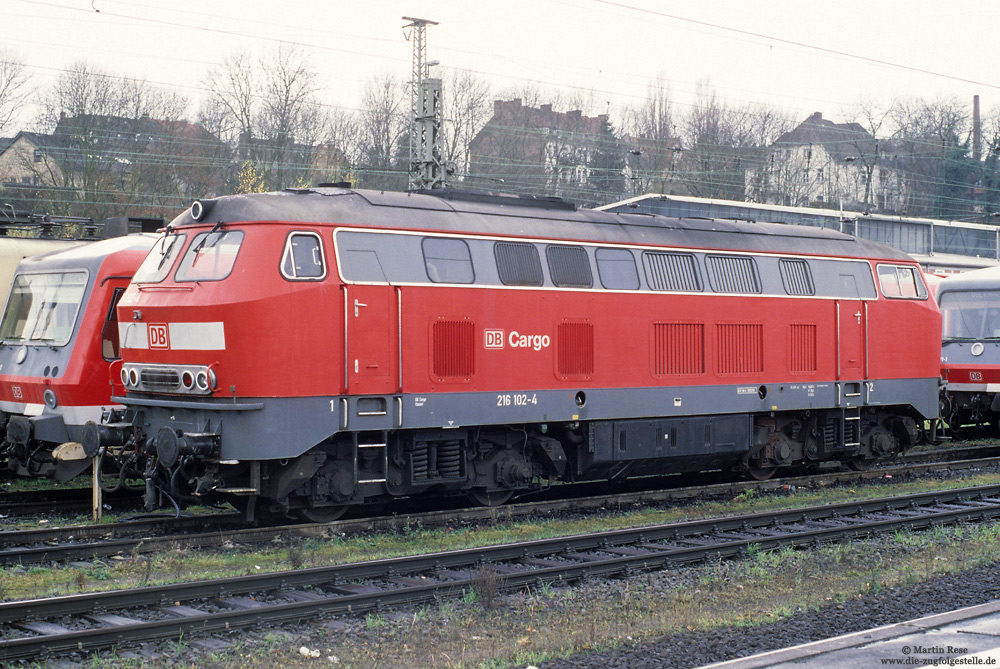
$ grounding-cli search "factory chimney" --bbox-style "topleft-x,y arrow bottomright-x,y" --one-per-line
973,95 -> 982,162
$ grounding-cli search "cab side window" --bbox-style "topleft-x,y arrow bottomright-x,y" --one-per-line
281,232 -> 326,280
877,264 -> 926,299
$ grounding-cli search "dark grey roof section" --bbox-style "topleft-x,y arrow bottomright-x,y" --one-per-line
0,137 -> 12,153
170,187 -> 913,262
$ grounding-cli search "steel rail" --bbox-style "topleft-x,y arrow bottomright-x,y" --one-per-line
2,456 -> 998,566
2,483 -> 1000,661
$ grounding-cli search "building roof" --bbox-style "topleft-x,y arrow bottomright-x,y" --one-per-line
774,112 -> 875,162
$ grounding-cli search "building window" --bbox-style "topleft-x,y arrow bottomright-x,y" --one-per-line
33,149 -> 42,163
816,168 -> 824,182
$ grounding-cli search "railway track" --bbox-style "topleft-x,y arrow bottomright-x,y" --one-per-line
1,453 -> 998,567
3,483 -> 1000,662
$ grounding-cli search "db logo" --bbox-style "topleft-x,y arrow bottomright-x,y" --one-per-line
970,371 -> 984,381
149,324 -> 170,349
11,386 -> 21,399
484,329 -> 505,349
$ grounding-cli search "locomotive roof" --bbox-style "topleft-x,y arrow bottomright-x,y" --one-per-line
168,187 -> 914,262
16,233 -> 159,271
935,264 -> 1000,295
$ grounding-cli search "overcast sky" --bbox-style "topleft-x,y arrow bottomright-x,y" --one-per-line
5,0 -> 1000,131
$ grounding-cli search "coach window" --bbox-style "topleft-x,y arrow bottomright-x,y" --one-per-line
176,230 -> 244,282
101,287 -> 126,360
877,264 -> 927,299
132,233 -> 186,284
0,271 -> 88,346
281,232 -> 326,280
595,247 -> 639,290
423,237 -> 474,283
546,245 -> 592,288
495,242 -> 543,286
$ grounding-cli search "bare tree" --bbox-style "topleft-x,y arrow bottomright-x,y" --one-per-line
680,80 -> 770,200
621,76 -> 681,196
890,96 -> 972,217
839,98 -> 898,213
202,45 -> 329,190
0,48 -> 30,134
356,73 -> 409,191
27,60 -> 219,220
439,70 -> 492,183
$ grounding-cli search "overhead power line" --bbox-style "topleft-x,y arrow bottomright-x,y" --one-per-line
593,0 -> 1000,92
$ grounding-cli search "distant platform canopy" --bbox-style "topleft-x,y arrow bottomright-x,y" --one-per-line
599,194 -> 1000,275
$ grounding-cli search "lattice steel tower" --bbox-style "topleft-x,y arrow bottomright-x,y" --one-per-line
403,16 -> 444,190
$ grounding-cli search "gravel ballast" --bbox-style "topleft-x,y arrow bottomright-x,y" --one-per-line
535,562 -> 1000,669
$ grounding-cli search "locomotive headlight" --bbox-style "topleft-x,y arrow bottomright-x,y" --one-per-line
127,368 -> 139,387
121,368 -> 129,386
207,368 -> 218,390
195,370 -> 209,391
43,389 -> 57,409
181,370 -> 195,390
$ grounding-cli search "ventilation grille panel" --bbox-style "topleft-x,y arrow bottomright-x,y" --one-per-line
433,320 -> 475,379
789,323 -> 817,372
557,321 -> 594,377
652,322 -> 704,376
717,323 -> 764,374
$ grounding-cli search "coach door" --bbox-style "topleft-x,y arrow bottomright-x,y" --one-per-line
836,274 -> 867,380
344,284 -> 397,395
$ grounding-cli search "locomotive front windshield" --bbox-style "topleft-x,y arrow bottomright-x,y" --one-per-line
0,271 -> 87,345
940,290 -> 1000,340
176,230 -> 243,282
133,233 -> 186,284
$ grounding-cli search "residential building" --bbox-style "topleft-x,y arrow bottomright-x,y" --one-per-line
467,99 -> 622,204
746,112 -> 905,213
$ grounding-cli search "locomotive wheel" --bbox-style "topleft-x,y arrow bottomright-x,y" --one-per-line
846,457 -> 875,471
746,465 -> 777,481
297,505 -> 347,523
468,489 -> 513,507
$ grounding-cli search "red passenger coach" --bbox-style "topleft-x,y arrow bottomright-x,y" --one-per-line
0,234 -> 159,479
94,187 -> 941,519
937,266 -> 1000,431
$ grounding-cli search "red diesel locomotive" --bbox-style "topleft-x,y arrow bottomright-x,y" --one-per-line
91,187 -> 941,519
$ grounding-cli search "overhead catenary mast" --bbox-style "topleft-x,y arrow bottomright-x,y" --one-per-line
402,16 -> 445,190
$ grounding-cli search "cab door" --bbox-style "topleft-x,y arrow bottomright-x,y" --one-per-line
344,284 -> 396,394
837,299 -> 866,380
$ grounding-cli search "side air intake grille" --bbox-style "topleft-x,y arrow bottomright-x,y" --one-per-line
557,321 -> 594,378
432,319 -> 475,379
717,323 -> 764,374
652,322 -> 704,376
